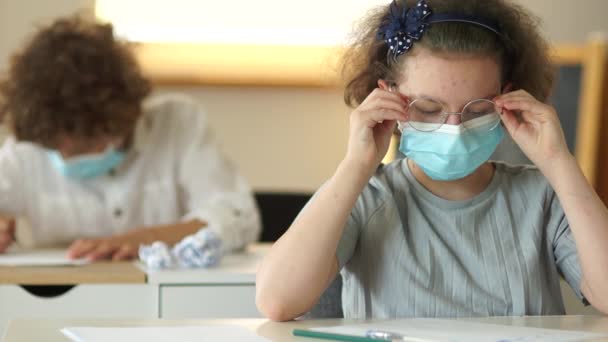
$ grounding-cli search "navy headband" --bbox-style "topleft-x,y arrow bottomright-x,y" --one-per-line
377,0 -> 502,59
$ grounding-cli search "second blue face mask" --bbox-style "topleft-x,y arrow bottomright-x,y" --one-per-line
48,146 -> 126,181
398,115 -> 505,181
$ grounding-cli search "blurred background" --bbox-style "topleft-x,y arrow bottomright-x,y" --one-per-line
0,0 -> 606,317
0,0 -> 606,194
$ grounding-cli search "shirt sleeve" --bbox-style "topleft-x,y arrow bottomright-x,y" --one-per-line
0,137 -> 26,216
334,169 -> 390,269
174,99 -> 261,252
548,188 -> 587,303
336,208 -> 362,269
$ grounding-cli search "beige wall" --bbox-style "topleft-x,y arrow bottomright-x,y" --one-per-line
0,0 -> 92,68
0,0 -> 607,191
517,0 -> 608,43
155,86 -> 350,192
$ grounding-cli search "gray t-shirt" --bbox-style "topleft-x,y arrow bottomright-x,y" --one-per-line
336,159 -> 584,319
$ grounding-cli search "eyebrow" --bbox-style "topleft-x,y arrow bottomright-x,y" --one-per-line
417,93 -> 499,104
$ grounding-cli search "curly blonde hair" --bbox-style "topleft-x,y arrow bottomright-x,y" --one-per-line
342,0 -> 554,107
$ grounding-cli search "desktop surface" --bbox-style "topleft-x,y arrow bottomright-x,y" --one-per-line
5,315 -> 608,342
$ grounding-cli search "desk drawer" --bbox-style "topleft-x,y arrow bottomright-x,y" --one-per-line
0,284 -> 157,336
160,285 -> 261,318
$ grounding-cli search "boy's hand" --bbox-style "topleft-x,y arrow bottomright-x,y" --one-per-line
67,235 -> 139,261
0,216 -> 16,253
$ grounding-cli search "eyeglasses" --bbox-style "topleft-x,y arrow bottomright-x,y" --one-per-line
397,96 -> 502,133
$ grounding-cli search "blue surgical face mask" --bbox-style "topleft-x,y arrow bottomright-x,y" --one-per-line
48,145 -> 126,180
398,115 -> 504,181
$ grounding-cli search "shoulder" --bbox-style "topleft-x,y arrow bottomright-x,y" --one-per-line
0,137 -> 54,181
141,93 -> 208,128
351,159 -> 410,223
135,93 -> 211,148
370,158 -> 413,195
493,161 -> 555,206
493,161 -> 550,190
0,136 -> 47,160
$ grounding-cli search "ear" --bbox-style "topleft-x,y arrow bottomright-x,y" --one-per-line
378,79 -> 391,91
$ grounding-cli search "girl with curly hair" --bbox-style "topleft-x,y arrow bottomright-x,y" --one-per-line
257,0 -> 608,320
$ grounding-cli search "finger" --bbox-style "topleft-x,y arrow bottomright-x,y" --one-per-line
0,239 -> 12,253
0,233 -> 13,246
0,218 -> 15,235
497,97 -> 546,111
366,88 -> 407,104
0,245 -> 10,254
88,243 -> 117,261
499,99 -> 552,117
496,96 -> 534,106
366,108 -> 408,125
375,120 -> 398,138
499,108 -> 521,137
112,245 -> 137,261
8,220 -> 15,236
67,239 -> 97,259
361,97 -> 407,115
361,91 -> 407,112
520,110 -> 550,125
377,91 -> 409,105
495,91 -> 537,102
495,89 -> 532,101
0,220 -> 16,253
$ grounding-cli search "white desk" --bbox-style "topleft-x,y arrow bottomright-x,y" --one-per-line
0,244 -> 270,336
4,316 -> 608,342
143,243 -> 269,319
0,243 -> 599,337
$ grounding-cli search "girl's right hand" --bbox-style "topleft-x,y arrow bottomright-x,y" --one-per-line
0,215 -> 16,253
345,88 -> 408,173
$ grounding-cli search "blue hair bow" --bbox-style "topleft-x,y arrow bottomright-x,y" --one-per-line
377,0 -> 502,60
377,0 -> 432,58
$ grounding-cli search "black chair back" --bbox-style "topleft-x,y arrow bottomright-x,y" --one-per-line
255,192 -> 311,242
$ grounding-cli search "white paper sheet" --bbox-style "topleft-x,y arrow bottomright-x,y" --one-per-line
311,318 -> 608,342
0,249 -> 88,266
61,326 -> 270,342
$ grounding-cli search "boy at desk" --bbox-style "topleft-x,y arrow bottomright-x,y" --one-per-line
0,16 -> 260,261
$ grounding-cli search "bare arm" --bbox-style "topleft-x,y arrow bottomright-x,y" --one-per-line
256,159 -> 373,321
497,91 -> 608,314
544,155 -> 608,313
256,87 -> 408,321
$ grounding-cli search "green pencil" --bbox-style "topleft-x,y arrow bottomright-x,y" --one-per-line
293,328 -> 391,342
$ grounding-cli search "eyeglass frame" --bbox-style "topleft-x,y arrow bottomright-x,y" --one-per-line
388,86 -> 504,132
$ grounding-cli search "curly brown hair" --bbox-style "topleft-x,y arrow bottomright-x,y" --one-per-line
342,0 -> 554,107
0,16 -> 151,148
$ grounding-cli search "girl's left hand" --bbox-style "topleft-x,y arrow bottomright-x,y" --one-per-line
494,90 -> 572,171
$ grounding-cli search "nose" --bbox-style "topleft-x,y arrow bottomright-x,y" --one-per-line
445,113 -> 462,125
